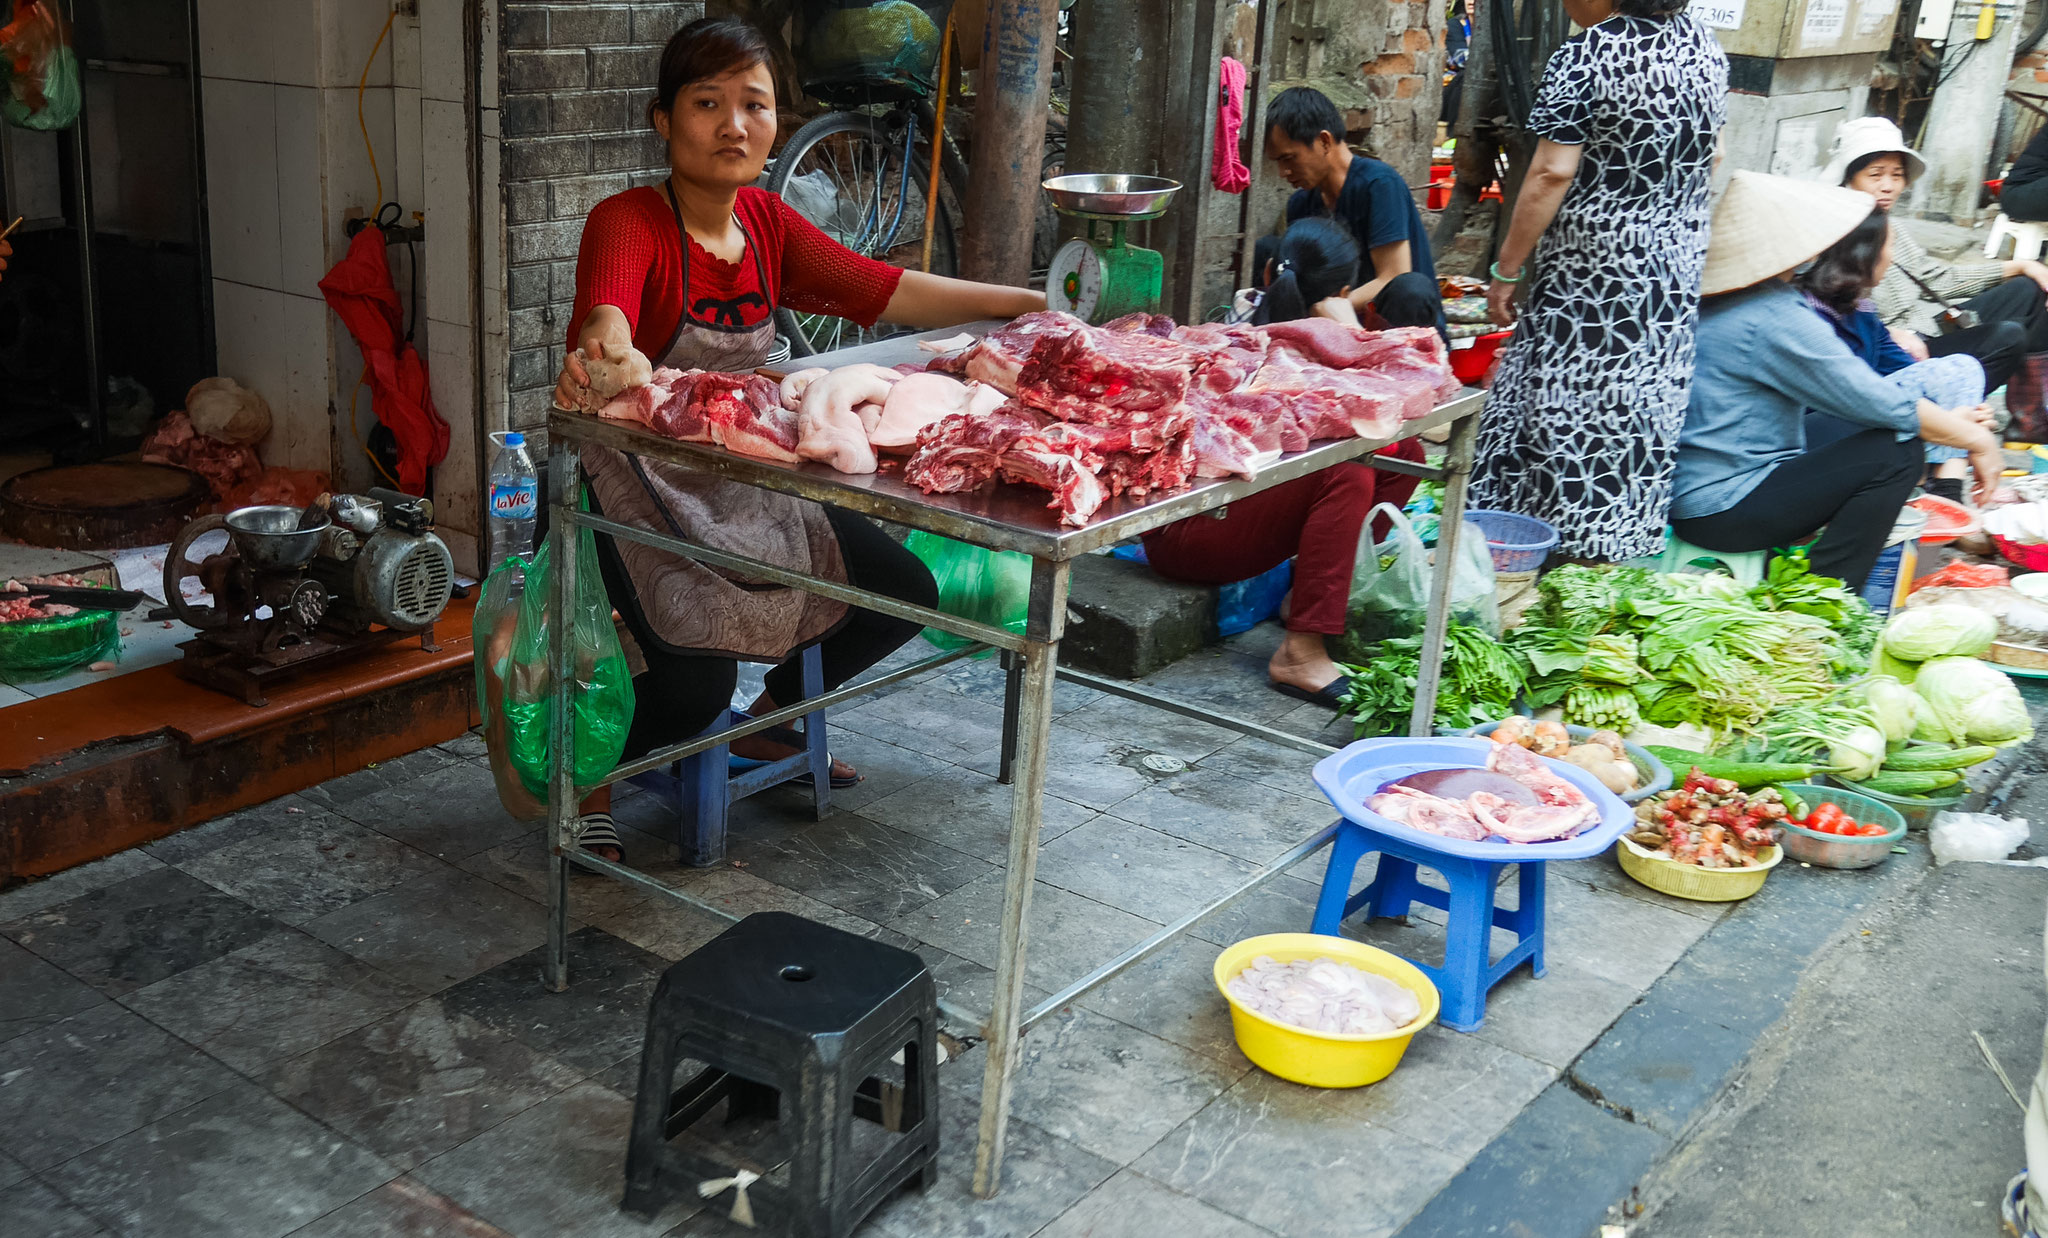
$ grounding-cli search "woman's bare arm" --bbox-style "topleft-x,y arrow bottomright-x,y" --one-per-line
1487,140 -> 1584,326
880,270 -> 1046,328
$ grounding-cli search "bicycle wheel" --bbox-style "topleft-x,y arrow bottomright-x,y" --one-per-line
767,109 -> 962,356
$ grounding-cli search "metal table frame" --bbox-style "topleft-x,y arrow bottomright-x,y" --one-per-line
540,388 -> 1485,1198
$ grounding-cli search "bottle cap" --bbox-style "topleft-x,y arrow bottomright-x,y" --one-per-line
503,432 -> 524,448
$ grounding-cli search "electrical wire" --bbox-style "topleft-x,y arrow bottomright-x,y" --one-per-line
350,2 -> 401,487
358,3 -> 397,208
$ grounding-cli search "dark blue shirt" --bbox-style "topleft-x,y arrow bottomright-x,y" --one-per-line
1805,292 -> 1914,376
1286,155 -> 1438,290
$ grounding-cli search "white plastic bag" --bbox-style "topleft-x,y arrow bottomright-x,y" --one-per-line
1929,812 -> 2031,866
1337,502 -> 1499,660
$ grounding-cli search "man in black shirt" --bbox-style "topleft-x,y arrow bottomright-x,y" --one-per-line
2004,126 -> 2048,223
1263,86 -> 1445,333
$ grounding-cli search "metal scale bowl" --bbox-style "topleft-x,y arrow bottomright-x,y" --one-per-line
1042,174 -> 1181,324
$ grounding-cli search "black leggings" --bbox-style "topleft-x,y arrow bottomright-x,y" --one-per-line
1924,276 -> 2048,392
1669,427 -> 1920,594
595,508 -> 937,760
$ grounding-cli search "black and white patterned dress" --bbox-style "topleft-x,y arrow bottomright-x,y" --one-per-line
1469,14 -> 1727,562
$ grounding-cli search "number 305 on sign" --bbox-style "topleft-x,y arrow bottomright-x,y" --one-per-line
1691,0 -> 1744,27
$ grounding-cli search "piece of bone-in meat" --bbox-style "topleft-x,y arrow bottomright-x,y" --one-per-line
691,373 -> 799,461
575,345 -> 654,412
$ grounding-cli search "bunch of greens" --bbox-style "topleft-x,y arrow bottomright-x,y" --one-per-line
1339,622 -> 1529,738
1747,549 -> 1880,669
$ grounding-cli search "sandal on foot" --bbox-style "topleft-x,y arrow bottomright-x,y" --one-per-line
574,812 -> 624,865
1270,679 -> 1347,708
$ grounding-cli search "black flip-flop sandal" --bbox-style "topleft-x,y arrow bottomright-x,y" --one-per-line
751,723 -> 862,789
1270,679 -> 1348,708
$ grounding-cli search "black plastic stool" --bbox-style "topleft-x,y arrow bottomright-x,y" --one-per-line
621,912 -> 939,1234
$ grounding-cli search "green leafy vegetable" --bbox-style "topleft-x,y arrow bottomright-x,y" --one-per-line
1339,622 -> 1529,738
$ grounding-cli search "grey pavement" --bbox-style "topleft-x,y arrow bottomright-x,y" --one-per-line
0,621 -> 2039,1237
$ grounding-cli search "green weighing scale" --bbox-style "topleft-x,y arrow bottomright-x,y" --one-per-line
1042,174 -> 1182,324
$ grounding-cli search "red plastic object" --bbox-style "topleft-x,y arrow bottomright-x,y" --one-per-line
1994,534 -> 2048,572
1910,559 -> 2010,593
1909,493 -> 1980,545
1430,164 -> 1455,183
1989,178 -> 2006,198
1449,330 -> 1510,385
1428,182 -> 1452,210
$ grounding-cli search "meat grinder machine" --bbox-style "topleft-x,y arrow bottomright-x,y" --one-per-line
163,488 -> 455,705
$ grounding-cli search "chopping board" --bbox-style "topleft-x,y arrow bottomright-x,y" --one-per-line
0,462 -> 211,549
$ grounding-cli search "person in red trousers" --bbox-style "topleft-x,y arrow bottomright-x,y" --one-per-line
1142,218 -> 1424,705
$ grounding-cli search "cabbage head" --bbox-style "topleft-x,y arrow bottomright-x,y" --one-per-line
1914,656 -> 2036,747
1883,605 -> 1998,662
1866,676 -> 1920,744
1873,646 -> 1919,684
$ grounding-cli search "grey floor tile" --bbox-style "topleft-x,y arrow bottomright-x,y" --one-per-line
720,810 -> 993,924
338,761 -> 540,861
1184,873 -> 1327,949
586,896 -> 739,964
266,997 -> 584,1171
860,775 -> 1099,866
833,684 -> 1009,758
818,726 -> 966,813
0,936 -> 107,1045
957,723 -> 1158,813
457,833 -> 655,924
1137,647 -> 1303,724
0,1177 -> 112,1236
1074,934 -> 1244,1065
435,727 -> 493,763
1559,851 -> 1736,922
296,747 -> 461,811
44,1084 -> 396,1238
931,656 -> 1106,717
642,866 -> 882,940
121,930 -> 424,1074
1110,770 -> 1336,865
302,865 -> 554,994
1468,957 -> 1643,1069
0,1003 -> 238,1171
143,795 -> 323,866
868,928 -> 1049,1027
1219,620 -> 1285,663
1034,817 -> 1262,926
869,1104 -> 1118,1238
1195,735 -> 1332,800
286,1175 -> 517,1237
889,873 -> 1162,993
1134,1069 -> 1464,1238
0,848 -> 164,924
946,1008 -> 1246,1165
0,1148 -> 24,1190
1035,1169 -> 1280,1238
413,1081 -> 697,1237
1334,1029 -> 1556,1161
177,815 -> 444,927
1269,702 -> 1355,747
0,867 -> 281,996
1541,873 -> 1716,992
437,927 -> 667,1075
1058,696 -> 1247,764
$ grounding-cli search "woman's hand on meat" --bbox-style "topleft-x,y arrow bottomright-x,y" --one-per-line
554,305 -> 634,411
1889,326 -> 1930,362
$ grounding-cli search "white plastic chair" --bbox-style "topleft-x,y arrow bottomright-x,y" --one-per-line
1984,213 -> 2048,262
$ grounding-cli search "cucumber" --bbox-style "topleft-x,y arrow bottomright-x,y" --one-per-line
1879,745 -> 1996,772
1766,785 -> 1808,819
1643,746 -> 1816,789
1855,770 -> 1963,795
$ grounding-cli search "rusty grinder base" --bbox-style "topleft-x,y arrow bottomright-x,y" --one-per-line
0,462 -> 211,549
177,627 -> 436,708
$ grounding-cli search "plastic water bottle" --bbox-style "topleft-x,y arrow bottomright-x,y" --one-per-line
486,431 -> 538,571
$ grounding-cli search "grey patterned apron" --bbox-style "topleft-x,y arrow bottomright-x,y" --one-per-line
582,185 -> 848,661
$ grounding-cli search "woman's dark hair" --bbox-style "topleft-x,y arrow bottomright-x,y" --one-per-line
1843,151 -> 1910,184
1251,234 -> 1284,289
1266,86 -> 1346,148
647,18 -> 774,126
1613,0 -> 1691,17
1252,218 -> 1359,325
1795,208 -> 1888,316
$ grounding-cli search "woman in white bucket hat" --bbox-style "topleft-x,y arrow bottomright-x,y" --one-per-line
1826,116 -> 2048,446
1669,172 -> 2003,592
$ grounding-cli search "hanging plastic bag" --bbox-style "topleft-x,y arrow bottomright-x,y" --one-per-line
903,529 -> 1030,654
1336,503 -> 1499,661
494,522 -> 636,802
0,2 -> 81,132
473,557 -> 544,821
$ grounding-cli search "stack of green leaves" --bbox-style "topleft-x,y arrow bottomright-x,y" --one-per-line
1338,622 -> 1529,738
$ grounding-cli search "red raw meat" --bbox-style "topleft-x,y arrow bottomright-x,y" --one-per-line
903,408 -> 1048,493
646,372 -> 715,441
691,373 -> 799,462
998,448 -> 1108,526
1102,312 -> 1178,337
141,410 -> 261,500
1245,346 -> 1427,441
954,311 -> 1087,393
1172,322 -> 1269,394
1257,321 -> 1461,406
1014,327 -> 1193,424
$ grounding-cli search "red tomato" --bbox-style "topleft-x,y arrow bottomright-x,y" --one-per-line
1858,823 -> 1889,837
1810,804 -> 1844,830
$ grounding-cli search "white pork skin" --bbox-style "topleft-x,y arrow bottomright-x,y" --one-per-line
871,372 -> 1007,451
795,365 -> 899,474
575,345 -> 654,413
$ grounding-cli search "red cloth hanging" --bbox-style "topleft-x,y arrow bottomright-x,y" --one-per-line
317,226 -> 450,495
1213,57 -> 1251,194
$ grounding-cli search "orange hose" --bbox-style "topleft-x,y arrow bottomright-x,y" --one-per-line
921,12 -> 955,273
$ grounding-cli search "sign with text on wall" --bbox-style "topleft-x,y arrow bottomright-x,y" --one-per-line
1691,0 -> 1745,29
1800,0 -> 1850,47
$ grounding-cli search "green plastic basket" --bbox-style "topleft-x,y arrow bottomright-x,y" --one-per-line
1824,774 -> 1964,831
1778,783 -> 1906,869
0,608 -> 119,683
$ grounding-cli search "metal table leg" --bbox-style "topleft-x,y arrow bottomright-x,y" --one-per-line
544,443 -> 582,993
1407,409 -> 1481,737
973,560 -> 1069,1197
997,651 -> 1024,786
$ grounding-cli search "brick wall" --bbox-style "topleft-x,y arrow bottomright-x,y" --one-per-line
500,1 -> 702,433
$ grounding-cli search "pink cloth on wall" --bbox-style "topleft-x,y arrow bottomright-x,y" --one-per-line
1213,57 -> 1251,194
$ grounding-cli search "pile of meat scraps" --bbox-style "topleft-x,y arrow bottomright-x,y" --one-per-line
567,309 -> 1458,528
142,410 -> 261,500
1367,741 -> 1599,844
0,574 -> 93,624
1226,955 -> 1423,1036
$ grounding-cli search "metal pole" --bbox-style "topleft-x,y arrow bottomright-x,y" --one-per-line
959,0 -> 1060,285
1407,409 -> 1480,736
543,443 -> 582,992
920,12 -> 955,273
63,0 -> 104,451
972,560 -> 1067,1198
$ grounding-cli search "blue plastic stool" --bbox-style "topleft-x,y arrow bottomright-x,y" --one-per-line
1309,821 -> 1545,1032
628,645 -> 832,867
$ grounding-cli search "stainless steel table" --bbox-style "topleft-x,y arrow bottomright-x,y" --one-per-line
539,354 -> 1487,1197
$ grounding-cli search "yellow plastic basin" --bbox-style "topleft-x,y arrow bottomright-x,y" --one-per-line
1212,933 -> 1440,1089
1615,836 -> 1781,901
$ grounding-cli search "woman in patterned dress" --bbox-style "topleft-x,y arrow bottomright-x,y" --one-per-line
1470,0 -> 1728,562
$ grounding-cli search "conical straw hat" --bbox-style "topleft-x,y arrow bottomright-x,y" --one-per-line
1701,170 -> 1878,297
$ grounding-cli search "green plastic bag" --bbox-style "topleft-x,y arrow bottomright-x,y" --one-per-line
490,522 -> 636,803
903,530 -> 1030,653
473,557 -> 543,820
1,44 -> 81,131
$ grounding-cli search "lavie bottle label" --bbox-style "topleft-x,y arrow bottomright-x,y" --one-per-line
490,481 -> 537,519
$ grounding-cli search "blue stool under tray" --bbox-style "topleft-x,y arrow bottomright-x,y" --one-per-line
1310,821 -> 1544,1033
628,645 -> 831,867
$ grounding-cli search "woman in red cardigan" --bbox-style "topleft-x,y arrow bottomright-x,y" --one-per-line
553,19 -> 1041,860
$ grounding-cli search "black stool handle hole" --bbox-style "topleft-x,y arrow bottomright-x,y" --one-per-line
780,964 -> 814,982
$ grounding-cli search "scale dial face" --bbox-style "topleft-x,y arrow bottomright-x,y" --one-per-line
1048,239 -> 1106,321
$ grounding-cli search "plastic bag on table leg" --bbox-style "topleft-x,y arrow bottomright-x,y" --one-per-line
472,556 -> 545,821
500,524 -> 637,800
902,529 -> 1029,654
